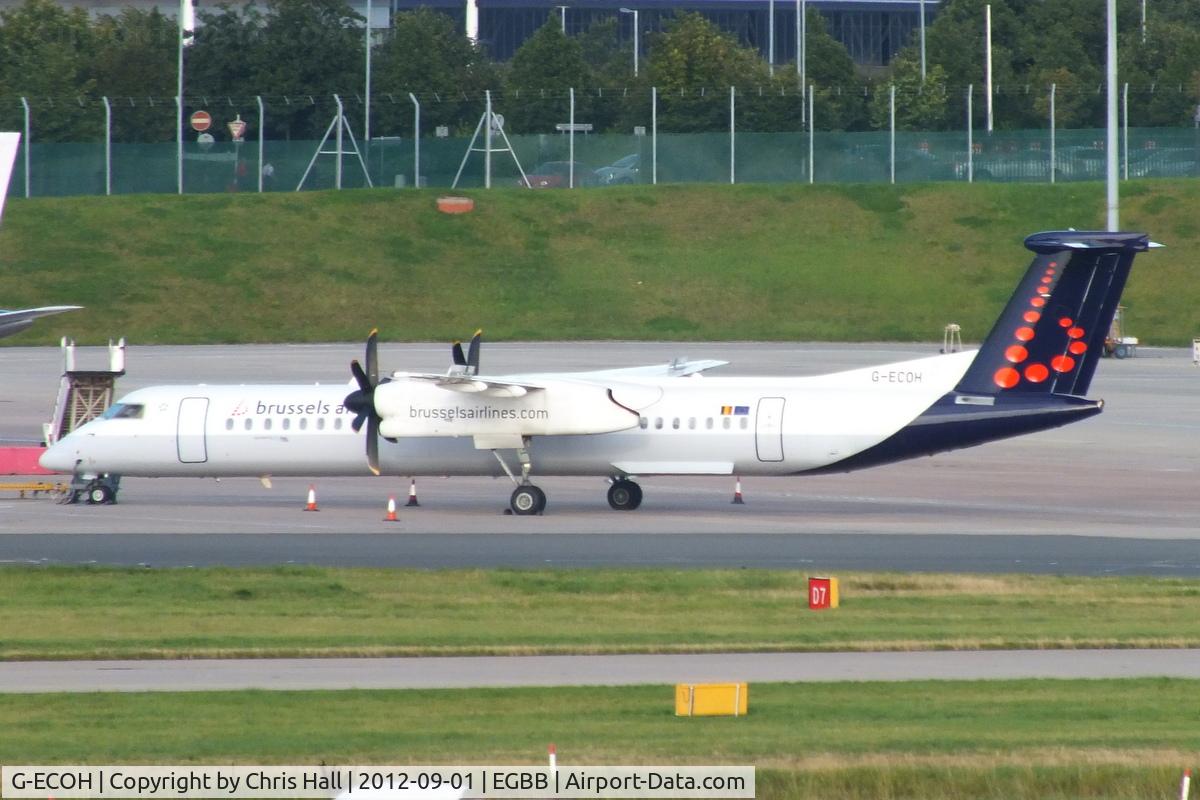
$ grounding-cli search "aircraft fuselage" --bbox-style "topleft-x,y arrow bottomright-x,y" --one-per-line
44,350 -> 987,480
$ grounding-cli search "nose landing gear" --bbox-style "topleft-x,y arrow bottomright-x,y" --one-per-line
67,475 -> 121,505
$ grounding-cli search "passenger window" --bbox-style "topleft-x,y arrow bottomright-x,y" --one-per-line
317,418 -> 326,431
225,419 -> 234,431
282,418 -> 291,431
706,418 -> 713,430
264,418 -> 273,431
654,418 -> 663,430
672,418 -> 680,430
688,417 -> 696,430
740,417 -> 748,430
244,418 -> 253,431
723,417 -> 731,430
334,418 -> 343,430
299,418 -> 308,431
639,417 -> 648,430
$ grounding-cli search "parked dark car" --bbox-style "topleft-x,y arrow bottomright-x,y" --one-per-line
594,154 -> 641,185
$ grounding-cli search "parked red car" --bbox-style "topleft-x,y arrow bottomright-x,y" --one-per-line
518,161 -> 596,188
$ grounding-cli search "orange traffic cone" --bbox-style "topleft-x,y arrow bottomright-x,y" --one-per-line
405,479 -> 420,507
303,484 -> 319,512
731,476 -> 745,505
384,495 -> 399,522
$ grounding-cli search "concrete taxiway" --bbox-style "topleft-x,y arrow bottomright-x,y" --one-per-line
3,532 -> 1200,575
4,649 -> 1200,693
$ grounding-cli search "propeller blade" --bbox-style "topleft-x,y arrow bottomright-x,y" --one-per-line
347,329 -> 384,475
452,340 -> 466,366
366,414 -> 380,476
350,360 -> 370,392
366,328 -> 379,388
466,329 -> 482,374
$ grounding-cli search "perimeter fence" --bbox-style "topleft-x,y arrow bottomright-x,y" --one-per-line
5,87 -> 1199,197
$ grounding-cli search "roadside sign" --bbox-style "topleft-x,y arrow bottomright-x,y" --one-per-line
190,110 -> 212,132
227,115 -> 246,142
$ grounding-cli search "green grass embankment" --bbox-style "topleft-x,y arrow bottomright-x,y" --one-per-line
3,682 -> 1197,798
1,181 -> 1197,346
3,567 -> 1198,660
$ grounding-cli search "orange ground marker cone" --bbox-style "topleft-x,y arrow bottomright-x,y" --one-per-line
731,476 -> 745,505
384,495 -> 399,522
405,479 -> 420,507
303,484 -> 319,512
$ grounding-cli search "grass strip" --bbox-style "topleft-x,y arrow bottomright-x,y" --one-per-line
1,567 -> 1198,660
2,182 -> 1199,347
2,681 -> 1196,799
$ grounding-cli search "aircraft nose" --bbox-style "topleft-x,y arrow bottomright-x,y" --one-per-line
38,438 -> 78,473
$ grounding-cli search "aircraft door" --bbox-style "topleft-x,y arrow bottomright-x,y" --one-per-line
755,397 -> 785,462
177,397 -> 209,463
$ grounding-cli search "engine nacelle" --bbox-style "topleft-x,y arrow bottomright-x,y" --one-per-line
374,378 -> 639,438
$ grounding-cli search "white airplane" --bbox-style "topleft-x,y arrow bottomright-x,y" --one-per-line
0,131 -> 81,338
40,230 -> 1153,512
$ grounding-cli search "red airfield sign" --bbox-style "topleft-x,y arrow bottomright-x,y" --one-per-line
190,110 -> 212,132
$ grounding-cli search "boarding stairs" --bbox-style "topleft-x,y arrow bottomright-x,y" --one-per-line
43,337 -> 125,445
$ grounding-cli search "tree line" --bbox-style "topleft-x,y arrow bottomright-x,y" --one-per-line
0,0 -> 1198,142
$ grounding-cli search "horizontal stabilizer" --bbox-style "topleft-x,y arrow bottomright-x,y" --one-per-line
581,359 -> 728,380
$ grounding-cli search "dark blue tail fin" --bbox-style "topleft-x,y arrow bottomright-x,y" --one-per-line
955,231 -> 1153,397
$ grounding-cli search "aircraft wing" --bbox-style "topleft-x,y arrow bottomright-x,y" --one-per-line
397,371 -> 544,398
568,358 -> 728,380
0,305 -> 83,339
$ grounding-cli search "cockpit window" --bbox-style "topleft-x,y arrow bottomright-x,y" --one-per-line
101,403 -> 144,420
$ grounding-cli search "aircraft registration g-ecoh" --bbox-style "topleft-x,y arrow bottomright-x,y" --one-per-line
40,230 -> 1155,513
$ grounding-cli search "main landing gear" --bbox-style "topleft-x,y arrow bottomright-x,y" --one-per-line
491,441 -> 645,514
493,439 -> 546,516
510,485 -> 547,515
607,478 -> 643,511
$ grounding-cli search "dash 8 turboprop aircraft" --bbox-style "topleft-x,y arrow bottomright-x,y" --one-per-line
41,231 -> 1154,512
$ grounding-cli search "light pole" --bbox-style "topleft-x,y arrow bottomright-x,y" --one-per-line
176,0 -> 194,195
556,5 -> 567,33
1106,0 -> 1118,229
364,0 -> 372,142
985,4 -> 993,133
768,0 -> 775,76
919,0 -> 926,81
619,7 -> 639,77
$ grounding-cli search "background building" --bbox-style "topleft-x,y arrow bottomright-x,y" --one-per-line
48,0 -> 937,67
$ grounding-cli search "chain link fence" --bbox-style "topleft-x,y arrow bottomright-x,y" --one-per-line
6,89 -> 1199,197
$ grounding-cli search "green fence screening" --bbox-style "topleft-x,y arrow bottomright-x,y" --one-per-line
6,88 -> 1199,196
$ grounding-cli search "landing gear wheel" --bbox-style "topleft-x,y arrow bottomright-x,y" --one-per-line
86,483 -> 114,505
607,479 -> 643,511
510,485 -> 546,515
1114,343 -> 1131,359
